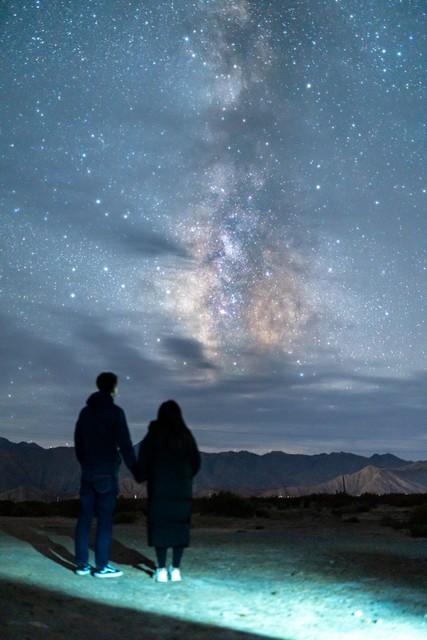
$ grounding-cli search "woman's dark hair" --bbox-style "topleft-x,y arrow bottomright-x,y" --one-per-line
96,371 -> 118,394
155,400 -> 195,453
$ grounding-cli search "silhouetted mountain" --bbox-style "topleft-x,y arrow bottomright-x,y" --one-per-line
0,437 -> 423,500
392,462 -> 427,487
271,464 -> 427,496
0,438 -> 82,499
0,485 -> 51,502
194,449 -> 409,495
0,437 -> 42,451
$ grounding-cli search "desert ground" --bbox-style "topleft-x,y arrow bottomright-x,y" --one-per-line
1,507 -> 427,640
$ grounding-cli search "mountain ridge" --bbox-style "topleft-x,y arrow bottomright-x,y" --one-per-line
0,436 -> 425,500
271,464 -> 427,497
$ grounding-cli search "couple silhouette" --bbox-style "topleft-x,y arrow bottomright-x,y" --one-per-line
74,371 -> 201,583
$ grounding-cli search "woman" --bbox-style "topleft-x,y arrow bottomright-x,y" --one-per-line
136,400 -> 201,582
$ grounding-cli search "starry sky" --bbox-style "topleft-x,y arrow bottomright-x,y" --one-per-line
1,0 -> 426,458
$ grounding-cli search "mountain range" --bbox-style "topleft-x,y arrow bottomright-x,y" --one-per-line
1,436 -> 426,500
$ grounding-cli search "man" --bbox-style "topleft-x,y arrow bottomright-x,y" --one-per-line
74,371 -> 136,577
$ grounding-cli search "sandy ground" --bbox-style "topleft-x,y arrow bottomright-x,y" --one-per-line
1,509 -> 427,640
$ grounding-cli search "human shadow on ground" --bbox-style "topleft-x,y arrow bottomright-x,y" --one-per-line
0,576 -> 287,640
110,538 -> 156,576
0,521 -> 75,571
0,520 -> 155,575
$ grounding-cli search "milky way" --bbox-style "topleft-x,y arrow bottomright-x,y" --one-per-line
0,1 -> 426,456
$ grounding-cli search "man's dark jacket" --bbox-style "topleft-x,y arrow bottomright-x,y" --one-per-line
74,391 -> 136,476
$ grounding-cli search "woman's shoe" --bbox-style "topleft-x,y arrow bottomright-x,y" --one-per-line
154,567 -> 168,583
168,566 -> 182,582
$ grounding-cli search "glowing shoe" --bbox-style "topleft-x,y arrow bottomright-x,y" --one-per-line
74,563 -> 91,576
154,567 -> 168,583
168,566 -> 182,582
93,564 -> 123,578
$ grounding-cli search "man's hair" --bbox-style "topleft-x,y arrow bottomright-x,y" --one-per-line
96,371 -> 118,394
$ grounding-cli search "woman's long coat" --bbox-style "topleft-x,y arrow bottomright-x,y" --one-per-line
137,421 -> 201,548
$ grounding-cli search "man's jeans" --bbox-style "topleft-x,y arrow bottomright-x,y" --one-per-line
74,471 -> 118,569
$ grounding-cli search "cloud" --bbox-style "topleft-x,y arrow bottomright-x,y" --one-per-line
1,303 -> 426,458
0,312 -> 84,386
170,363 -> 427,457
162,336 -> 218,370
116,228 -> 190,259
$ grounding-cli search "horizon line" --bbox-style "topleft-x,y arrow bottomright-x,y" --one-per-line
0,435 -> 415,461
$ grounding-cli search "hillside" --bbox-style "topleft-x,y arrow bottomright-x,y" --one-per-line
274,463 -> 427,497
1,436 -> 423,500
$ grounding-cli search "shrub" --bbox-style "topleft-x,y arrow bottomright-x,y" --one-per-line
343,516 -> 360,524
409,524 -> 427,538
380,515 -> 406,530
408,505 -> 427,537
197,492 -> 256,518
409,505 -> 427,525
10,501 -> 51,517
0,501 -> 15,516
54,500 -> 80,518
113,511 -> 139,524
254,508 -> 272,518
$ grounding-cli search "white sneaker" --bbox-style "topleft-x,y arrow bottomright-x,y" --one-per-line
168,566 -> 182,582
154,567 -> 168,583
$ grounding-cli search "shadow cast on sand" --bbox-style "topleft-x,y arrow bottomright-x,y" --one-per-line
0,576 -> 286,640
0,521 -> 156,575
0,521 -> 75,571
111,538 -> 156,576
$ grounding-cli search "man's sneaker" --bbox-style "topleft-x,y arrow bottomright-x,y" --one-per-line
93,564 -> 123,578
168,566 -> 182,582
153,567 -> 168,583
74,563 -> 91,576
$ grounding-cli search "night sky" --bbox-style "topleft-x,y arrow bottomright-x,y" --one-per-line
1,0 -> 426,457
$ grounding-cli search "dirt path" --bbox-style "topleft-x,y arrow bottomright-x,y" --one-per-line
1,515 -> 427,639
